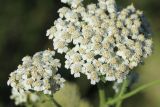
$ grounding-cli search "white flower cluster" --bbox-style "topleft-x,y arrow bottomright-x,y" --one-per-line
46,0 -> 152,84
61,0 -> 83,8
8,50 -> 65,95
10,88 -> 39,105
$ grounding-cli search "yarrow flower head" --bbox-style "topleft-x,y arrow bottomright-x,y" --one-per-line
46,0 -> 152,84
8,50 -> 65,95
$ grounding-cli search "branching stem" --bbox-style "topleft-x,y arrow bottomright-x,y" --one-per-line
104,80 -> 160,107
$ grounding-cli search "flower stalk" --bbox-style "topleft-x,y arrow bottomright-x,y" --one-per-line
98,83 -> 106,107
115,79 -> 129,107
104,80 -> 160,107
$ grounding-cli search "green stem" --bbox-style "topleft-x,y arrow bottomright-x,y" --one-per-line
52,98 -> 62,107
48,95 -> 62,107
104,80 -> 160,107
115,79 -> 129,107
98,83 -> 107,107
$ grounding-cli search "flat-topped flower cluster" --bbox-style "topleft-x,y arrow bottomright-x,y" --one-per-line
7,50 -> 65,96
46,0 -> 152,84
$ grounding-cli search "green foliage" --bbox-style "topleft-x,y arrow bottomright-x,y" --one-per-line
54,82 -> 92,107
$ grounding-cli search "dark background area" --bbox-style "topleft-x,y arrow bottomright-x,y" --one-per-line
0,0 -> 160,107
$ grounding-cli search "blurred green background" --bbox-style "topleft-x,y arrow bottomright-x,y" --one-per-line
0,0 -> 160,107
